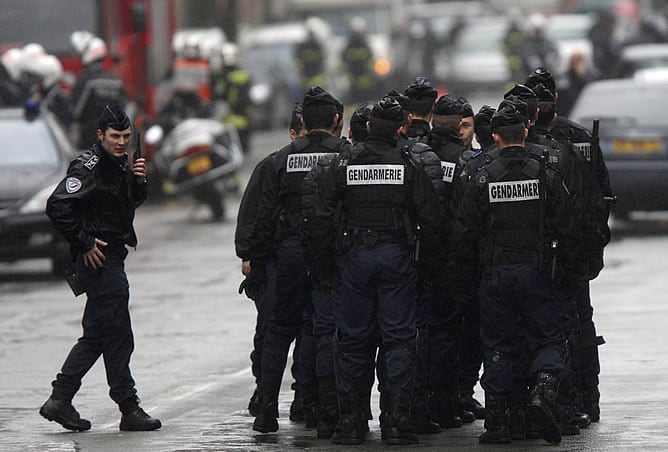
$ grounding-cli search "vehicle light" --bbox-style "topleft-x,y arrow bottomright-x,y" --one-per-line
250,83 -> 270,105
374,58 -> 392,77
19,183 -> 58,214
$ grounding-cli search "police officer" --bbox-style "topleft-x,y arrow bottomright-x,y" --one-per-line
341,17 -> 375,103
296,18 -> 327,91
310,97 -> 442,445
458,98 -> 475,150
69,36 -> 126,150
235,102 -> 307,418
526,68 -> 611,423
252,87 -> 350,434
455,103 -> 579,445
403,77 -> 437,139
40,101 -> 160,432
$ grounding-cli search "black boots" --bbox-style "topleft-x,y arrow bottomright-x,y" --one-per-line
39,396 -> 91,431
460,394 -> 486,420
385,392 -> 418,445
411,393 -> 441,434
317,381 -> 339,439
331,391 -> 365,445
253,376 -> 281,433
430,389 -> 463,429
478,394 -> 511,444
527,372 -> 561,444
289,389 -> 305,421
248,387 -> 260,417
119,397 -> 161,431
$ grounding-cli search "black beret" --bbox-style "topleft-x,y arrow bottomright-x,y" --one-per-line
404,76 -> 438,101
504,83 -> 537,100
433,95 -> 463,116
525,67 -> 556,95
371,97 -> 404,122
532,83 -> 556,102
459,97 -> 474,118
386,89 -> 411,110
474,104 -> 496,126
350,101 -> 374,126
303,86 -> 340,109
491,101 -> 524,131
290,102 -> 303,128
97,100 -> 131,130
501,95 -> 529,119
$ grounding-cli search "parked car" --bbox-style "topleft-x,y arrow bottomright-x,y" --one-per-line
568,78 -> 668,217
443,16 -> 512,94
0,106 -> 77,274
613,43 -> 668,79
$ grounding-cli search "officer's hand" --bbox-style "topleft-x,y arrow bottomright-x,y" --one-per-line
241,260 -> 251,276
83,238 -> 108,269
132,158 -> 147,183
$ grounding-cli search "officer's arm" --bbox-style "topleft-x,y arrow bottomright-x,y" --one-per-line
235,158 -> 270,260
46,162 -> 97,253
253,155 -> 281,262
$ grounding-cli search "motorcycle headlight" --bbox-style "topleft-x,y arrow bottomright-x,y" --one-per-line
19,182 -> 58,214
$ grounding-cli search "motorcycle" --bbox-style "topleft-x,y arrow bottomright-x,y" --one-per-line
144,118 -> 243,221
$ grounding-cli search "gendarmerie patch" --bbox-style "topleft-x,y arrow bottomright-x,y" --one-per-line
84,155 -> 99,170
488,179 -> 540,203
66,177 -> 82,193
286,153 -> 337,173
347,164 -> 404,185
572,142 -> 591,161
441,161 -> 456,183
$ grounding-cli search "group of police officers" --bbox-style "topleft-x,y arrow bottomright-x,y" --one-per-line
235,65 -> 612,446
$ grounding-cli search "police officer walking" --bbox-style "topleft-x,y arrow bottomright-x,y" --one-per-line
251,87 -> 350,434
310,97 -> 442,445
40,101 -> 160,432
455,103 -> 580,445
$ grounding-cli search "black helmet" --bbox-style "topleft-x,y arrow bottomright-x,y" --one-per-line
371,97 -> 404,122
491,102 -> 524,131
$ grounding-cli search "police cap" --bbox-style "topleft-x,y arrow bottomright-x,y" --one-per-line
474,104 -> 496,127
371,97 -> 404,122
459,97 -> 474,118
532,83 -> 556,102
501,95 -> 529,120
491,102 -> 524,131
525,67 -> 556,95
386,89 -> 411,111
350,101 -> 373,127
97,100 -> 130,131
504,83 -> 537,101
433,95 -> 463,116
403,76 -> 438,101
303,86 -> 340,109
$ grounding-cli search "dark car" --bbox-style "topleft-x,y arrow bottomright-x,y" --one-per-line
568,78 -> 668,217
0,106 -> 78,274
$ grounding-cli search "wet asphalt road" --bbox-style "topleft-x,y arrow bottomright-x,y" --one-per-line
1,129 -> 668,451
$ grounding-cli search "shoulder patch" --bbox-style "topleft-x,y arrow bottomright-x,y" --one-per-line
66,177 -> 82,193
84,155 -> 99,170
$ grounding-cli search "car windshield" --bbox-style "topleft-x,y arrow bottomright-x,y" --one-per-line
572,83 -> 668,126
455,22 -> 507,53
243,44 -> 298,84
545,18 -> 592,40
0,118 -> 60,166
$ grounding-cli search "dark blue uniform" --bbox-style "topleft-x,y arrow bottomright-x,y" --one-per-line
311,134 -> 441,444
45,143 -> 145,408
456,144 -> 579,444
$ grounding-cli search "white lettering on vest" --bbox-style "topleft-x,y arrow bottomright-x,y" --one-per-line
286,153 -> 337,172
488,179 -> 540,203
346,164 -> 405,185
441,161 -> 456,183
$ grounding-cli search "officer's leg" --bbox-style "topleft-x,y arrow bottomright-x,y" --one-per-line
313,288 -> 338,438
410,286 -> 441,434
523,267 -> 565,445
289,329 -> 304,421
249,260 -> 277,416
299,299 -> 318,428
253,238 -> 310,433
478,266 -> 519,444
331,248 -> 376,445
458,289 -> 485,419
377,244 -> 419,445
429,285 -> 467,428
574,282 -> 604,422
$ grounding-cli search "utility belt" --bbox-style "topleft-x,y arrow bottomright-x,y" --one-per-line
344,228 -> 409,249
490,246 -> 539,266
